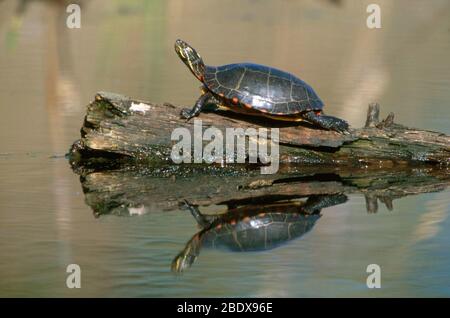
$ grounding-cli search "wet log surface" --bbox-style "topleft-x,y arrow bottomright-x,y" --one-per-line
68,92 -> 450,216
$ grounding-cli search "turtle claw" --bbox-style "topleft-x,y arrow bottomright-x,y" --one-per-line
341,128 -> 352,135
178,199 -> 192,210
335,125 -> 351,135
331,119 -> 350,134
180,108 -> 194,121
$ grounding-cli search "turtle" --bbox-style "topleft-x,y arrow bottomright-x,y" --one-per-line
171,194 -> 348,272
175,39 -> 349,133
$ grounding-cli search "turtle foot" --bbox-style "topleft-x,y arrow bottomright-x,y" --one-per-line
180,108 -> 195,120
328,118 -> 350,134
302,111 -> 350,134
178,199 -> 193,210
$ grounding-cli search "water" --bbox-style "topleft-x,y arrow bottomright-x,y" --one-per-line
0,0 -> 449,297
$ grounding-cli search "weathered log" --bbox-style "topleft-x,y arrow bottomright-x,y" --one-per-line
68,91 -> 450,172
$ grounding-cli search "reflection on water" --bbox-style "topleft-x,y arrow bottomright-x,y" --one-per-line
172,195 -> 348,273
0,0 -> 449,297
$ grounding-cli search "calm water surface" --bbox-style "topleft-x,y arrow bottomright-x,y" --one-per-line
0,0 -> 449,297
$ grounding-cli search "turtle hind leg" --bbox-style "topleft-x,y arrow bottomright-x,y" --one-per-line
302,110 -> 350,133
180,91 -> 214,120
303,194 -> 348,214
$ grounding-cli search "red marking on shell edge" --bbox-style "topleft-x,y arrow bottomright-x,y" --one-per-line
219,93 -> 224,97
315,110 -> 322,115
216,224 -> 222,230
230,220 -> 237,225
244,103 -> 252,109
232,97 -> 239,104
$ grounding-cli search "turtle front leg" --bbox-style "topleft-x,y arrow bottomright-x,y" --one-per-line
302,111 -> 350,133
171,232 -> 204,273
180,91 -> 214,120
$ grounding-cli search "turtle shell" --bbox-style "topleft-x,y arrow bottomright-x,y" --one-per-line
201,210 -> 320,251
203,63 -> 324,115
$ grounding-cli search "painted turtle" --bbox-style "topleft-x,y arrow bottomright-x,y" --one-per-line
171,194 -> 348,272
175,39 -> 349,133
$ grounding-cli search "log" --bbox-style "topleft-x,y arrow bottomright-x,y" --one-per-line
68,91 -> 450,173
66,92 -> 449,216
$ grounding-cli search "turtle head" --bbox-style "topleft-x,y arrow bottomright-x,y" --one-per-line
175,39 -> 205,81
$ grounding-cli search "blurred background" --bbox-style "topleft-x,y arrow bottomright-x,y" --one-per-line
0,0 -> 449,297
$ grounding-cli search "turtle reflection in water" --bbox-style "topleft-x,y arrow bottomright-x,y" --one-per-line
172,194 -> 348,272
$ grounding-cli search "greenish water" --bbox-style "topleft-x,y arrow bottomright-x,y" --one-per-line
0,0 -> 449,297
